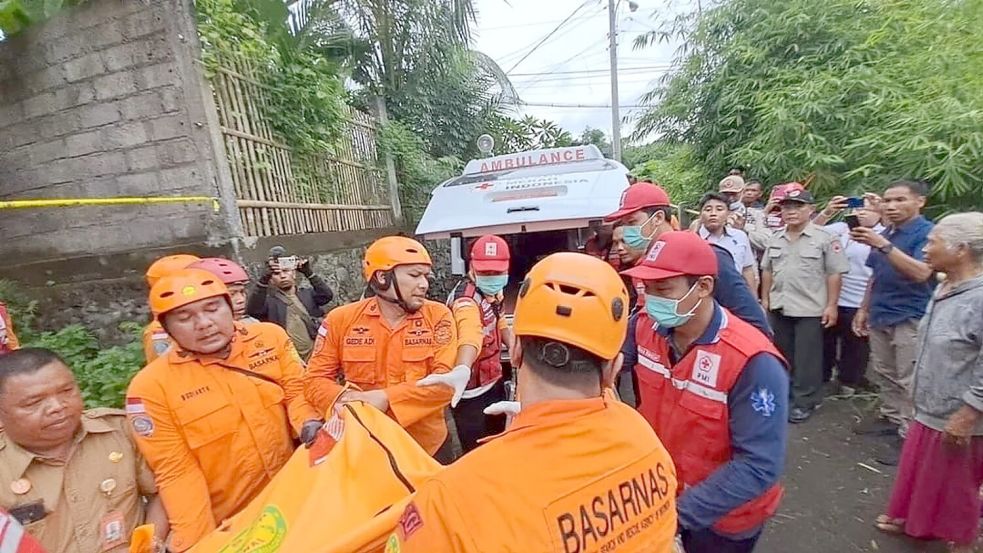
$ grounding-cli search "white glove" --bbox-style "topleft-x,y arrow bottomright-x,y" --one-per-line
483,401 -> 521,417
416,364 -> 472,407
674,535 -> 686,553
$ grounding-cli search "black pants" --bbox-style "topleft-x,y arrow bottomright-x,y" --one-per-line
822,306 -> 870,386
682,527 -> 762,553
451,379 -> 508,453
769,312 -> 824,410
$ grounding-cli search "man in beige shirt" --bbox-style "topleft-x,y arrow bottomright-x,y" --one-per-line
761,189 -> 849,424
0,348 -> 167,553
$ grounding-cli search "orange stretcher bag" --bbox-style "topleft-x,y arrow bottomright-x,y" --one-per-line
132,402 -> 442,553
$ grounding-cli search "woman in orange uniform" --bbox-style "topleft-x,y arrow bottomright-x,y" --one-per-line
388,253 -> 679,553
126,269 -> 322,551
304,236 -> 459,461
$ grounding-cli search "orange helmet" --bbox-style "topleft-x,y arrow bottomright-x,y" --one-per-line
362,236 -> 432,281
149,268 -> 231,320
513,252 -> 629,360
145,254 -> 200,288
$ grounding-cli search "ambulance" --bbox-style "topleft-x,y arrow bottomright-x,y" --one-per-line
416,144 -> 633,334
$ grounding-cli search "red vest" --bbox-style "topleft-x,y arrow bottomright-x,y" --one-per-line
448,280 -> 503,389
634,307 -> 785,534
0,304 -> 13,355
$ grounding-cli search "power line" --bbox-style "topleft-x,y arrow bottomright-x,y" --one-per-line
506,0 -> 596,74
510,64 -> 672,77
507,101 -> 652,109
481,12 -> 604,31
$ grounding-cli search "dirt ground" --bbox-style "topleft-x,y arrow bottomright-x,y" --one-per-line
757,395 -> 948,553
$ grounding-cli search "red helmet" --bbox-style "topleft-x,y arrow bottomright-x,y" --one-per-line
188,258 -> 250,285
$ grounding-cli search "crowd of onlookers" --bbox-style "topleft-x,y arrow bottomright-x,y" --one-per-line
676,173 -> 983,552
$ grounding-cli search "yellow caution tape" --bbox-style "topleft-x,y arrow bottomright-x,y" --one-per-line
0,196 -> 221,212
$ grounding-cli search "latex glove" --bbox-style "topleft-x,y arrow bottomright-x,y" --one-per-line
300,419 -> 324,447
416,364 -> 471,407
483,401 -> 521,418
674,535 -> 686,553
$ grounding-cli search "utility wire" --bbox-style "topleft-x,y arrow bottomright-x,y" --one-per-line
510,64 -> 672,76
506,0 -> 596,74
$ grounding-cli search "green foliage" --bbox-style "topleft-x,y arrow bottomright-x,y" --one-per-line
377,120 -> 463,223
0,0 -> 87,36
626,142 -> 709,208
196,0 -> 347,154
484,114 -> 575,154
633,0 -> 983,212
24,323 -> 144,408
573,127 -> 612,156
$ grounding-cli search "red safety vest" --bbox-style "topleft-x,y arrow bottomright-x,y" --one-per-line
633,307 -> 785,534
0,510 -> 47,553
448,280 -> 503,389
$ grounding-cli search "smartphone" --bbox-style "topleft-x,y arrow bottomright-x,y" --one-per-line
10,501 -> 46,525
277,256 -> 298,271
845,197 -> 864,209
845,214 -> 861,229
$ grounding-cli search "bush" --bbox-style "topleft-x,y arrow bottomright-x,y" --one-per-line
23,322 -> 145,408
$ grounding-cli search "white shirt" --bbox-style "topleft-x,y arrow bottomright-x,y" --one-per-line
823,222 -> 885,308
698,226 -> 756,272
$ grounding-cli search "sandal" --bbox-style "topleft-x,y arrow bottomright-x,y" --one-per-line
874,514 -> 905,534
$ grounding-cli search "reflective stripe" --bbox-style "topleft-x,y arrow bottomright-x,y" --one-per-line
637,354 -> 669,376
0,514 -> 25,553
638,354 -> 729,404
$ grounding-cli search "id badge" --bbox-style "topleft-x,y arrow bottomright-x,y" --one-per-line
100,510 -> 126,551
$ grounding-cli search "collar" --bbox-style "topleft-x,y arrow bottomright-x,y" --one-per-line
656,301 -> 727,347
364,297 -> 425,322
698,226 -> 731,239
779,222 -> 818,240
1,414 -> 115,478
938,274 -> 983,299
494,397 -> 608,438
167,322 -> 253,365
889,215 -> 928,235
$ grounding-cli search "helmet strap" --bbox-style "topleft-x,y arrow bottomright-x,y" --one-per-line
373,270 -> 417,313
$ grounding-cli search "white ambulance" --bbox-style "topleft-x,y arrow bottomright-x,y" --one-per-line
416,144 -> 632,314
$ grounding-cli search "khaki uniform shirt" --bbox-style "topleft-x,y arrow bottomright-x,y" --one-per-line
762,223 -> 849,317
0,409 -> 156,553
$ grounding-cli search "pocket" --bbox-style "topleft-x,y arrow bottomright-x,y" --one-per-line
400,347 -> 434,382
174,400 -> 241,450
678,388 -> 726,459
342,347 -> 377,385
252,379 -> 285,408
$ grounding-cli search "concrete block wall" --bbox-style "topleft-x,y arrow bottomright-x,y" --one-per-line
0,0 -> 240,286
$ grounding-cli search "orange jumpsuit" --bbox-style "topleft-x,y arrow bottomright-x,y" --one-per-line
142,320 -> 171,363
305,297 -> 457,455
126,322 -> 320,551
0,302 -> 19,354
388,396 -> 679,553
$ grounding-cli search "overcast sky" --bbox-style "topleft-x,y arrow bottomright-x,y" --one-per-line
473,0 -> 689,143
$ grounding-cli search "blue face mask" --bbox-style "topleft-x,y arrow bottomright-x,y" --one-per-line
644,282 -> 702,328
475,275 -> 509,296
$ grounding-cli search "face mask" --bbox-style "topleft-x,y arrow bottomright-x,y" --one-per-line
644,282 -> 703,328
622,213 -> 658,250
475,275 -> 508,296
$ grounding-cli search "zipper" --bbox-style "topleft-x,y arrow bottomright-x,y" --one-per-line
344,404 -> 415,493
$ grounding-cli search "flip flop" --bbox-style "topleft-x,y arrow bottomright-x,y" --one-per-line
874,515 -> 905,534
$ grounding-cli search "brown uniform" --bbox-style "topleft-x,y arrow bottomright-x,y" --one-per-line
0,408 -> 156,553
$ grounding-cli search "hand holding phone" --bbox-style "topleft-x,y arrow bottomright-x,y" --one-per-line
277,256 -> 298,271
845,214 -> 861,229
844,197 -> 864,209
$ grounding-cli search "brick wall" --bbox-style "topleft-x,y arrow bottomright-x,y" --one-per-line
0,0 -> 240,286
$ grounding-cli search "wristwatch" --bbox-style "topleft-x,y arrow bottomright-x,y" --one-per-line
877,243 -> 894,254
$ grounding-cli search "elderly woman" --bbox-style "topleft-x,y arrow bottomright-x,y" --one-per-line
876,212 -> 983,552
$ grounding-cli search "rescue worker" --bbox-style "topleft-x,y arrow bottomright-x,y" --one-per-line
187,257 -> 259,324
0,301 -> 19,355
388,252 -> 678,552
141,254 -> 200,363
305,236 -> 461,461
623,232 -> 788,553
126,269 -> 323,551
604,181 -> 771,338
0,348 -> 168,552
444,235 -> 513,452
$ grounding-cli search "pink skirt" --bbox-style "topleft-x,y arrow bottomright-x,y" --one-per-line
886,421 -> 983,546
